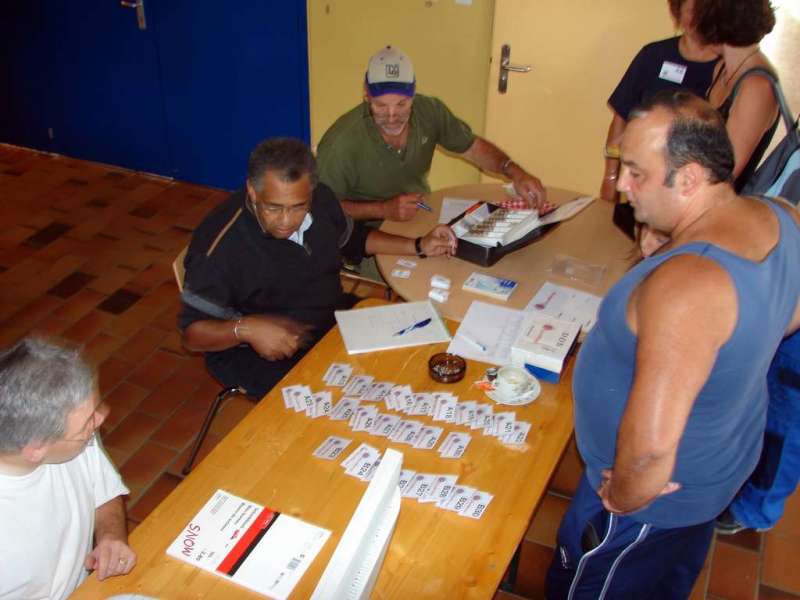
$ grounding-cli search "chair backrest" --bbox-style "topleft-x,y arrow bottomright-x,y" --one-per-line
173,246 -> 188,293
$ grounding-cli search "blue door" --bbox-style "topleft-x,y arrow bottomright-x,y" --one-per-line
0,2 -> 61,152
0,1 -> 310,190
47,0 -> 171,175
153,2 -> 311,189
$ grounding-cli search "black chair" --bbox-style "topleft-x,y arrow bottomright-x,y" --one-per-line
173,247 -> 250,475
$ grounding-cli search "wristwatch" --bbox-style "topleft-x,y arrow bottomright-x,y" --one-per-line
500,158 -> 515,177
414,236 -> 427,258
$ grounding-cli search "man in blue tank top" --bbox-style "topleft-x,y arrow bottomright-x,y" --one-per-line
546,90 -> 800,599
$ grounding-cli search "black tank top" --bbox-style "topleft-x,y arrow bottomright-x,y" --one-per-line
708,67 -> 780,192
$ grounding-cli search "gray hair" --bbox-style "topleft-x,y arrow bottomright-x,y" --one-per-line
0,337 -> 95,453
246,137 -> 318,193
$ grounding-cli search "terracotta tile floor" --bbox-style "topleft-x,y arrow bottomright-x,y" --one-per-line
2,144 -> 799,600
0,144 -> 388,530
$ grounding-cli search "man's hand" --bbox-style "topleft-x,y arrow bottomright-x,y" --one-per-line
419,225 -> 457,257
383,193 -> 421,222
85,538 -> 136,581
509,169 -> 547,210
639,224 -> 670,258
239,314 -> 314,361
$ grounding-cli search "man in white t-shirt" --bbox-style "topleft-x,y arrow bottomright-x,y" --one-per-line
0,338 -> 136,599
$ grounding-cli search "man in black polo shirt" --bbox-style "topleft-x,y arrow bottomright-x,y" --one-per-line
180,138 -> 456,398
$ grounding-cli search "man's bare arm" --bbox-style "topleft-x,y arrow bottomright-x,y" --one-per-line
459,137 -> 546,207
600,111 -> 626,202
341,194 -> 420,222
365,225 -> 456,258
183,316 -> 312,361
602,255 -> 738,514
85,496 -> 136,581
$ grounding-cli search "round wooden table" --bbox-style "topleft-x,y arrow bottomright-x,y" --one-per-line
376,183 -> 636,321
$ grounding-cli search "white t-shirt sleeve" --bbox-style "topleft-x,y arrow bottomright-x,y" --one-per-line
90,438 -> 129,508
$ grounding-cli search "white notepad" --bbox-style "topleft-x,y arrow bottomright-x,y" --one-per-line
447,300 -> 526,366
335,301 -> 451,355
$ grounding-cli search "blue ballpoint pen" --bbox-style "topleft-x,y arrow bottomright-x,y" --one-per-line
394,317 -> 432,336
416,201 -> 433,212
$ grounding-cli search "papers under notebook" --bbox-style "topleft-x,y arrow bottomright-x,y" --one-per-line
447,301 -> 526,366
439,197 -> 481,224
335,300 -> 451,354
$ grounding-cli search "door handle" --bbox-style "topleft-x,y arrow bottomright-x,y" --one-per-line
120,0 -> 147,31
498,44 -> 532,94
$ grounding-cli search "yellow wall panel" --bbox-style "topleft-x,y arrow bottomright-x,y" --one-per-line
307,0 -> 495,190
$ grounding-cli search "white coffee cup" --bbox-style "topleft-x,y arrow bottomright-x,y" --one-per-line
495,366 -> 531,398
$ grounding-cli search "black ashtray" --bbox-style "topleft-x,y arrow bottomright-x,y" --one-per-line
428,352 -> 466,383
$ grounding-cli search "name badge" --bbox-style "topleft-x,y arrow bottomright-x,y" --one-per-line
659,61 -> 687,84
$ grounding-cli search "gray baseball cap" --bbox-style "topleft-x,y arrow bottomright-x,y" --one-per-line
365,46 -> 416,97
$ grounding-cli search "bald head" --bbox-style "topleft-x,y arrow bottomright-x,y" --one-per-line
629,90 -> 734,187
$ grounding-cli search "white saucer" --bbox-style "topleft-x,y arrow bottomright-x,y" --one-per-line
486,375 -> 541,406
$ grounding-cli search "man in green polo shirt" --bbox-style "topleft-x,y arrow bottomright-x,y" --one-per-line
317,46 -> 547,223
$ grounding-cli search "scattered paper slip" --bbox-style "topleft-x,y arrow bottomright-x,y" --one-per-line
330,398 -> 359,421
343,375 -> 374,398
501,421 -> 532,445
313,436 -> 352,460
364,381 -> 394,402
439,432 -> 471,459
281,384 -> 313,413
442,485 -> 476,512
311,391 -> 333,418
323,362 -> 353,387
413,425 -> 444,450
398,469 -> 417,493
332,445 -> 493,518
421,474 -> 458,504
403,473 -> 437,500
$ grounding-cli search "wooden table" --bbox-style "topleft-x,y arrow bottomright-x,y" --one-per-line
377,184 -> 636,321
72,300 -> 577,599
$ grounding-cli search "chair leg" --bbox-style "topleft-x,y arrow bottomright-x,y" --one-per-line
182,386 -> 243,476
499,542 -> 522,592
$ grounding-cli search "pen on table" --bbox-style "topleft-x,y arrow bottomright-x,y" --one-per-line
459,333 -> 487,353
394,317 -> 432,336
416,200 -> 433,212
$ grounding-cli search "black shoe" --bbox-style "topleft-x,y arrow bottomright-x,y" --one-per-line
714,508 -> 747,535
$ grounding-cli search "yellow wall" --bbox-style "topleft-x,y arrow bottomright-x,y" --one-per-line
307,0 -> 495,190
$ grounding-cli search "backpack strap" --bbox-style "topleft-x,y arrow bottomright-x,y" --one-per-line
730,67 -> 798,133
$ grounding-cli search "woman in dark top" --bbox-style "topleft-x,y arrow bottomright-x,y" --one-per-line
600,0 -> 719,202
695,0 -> 779,191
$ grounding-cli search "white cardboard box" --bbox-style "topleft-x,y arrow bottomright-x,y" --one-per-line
510,313 -> 580,381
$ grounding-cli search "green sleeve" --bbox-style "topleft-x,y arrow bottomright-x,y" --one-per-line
316,133 -> 353,201
427,96 -> 476,154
